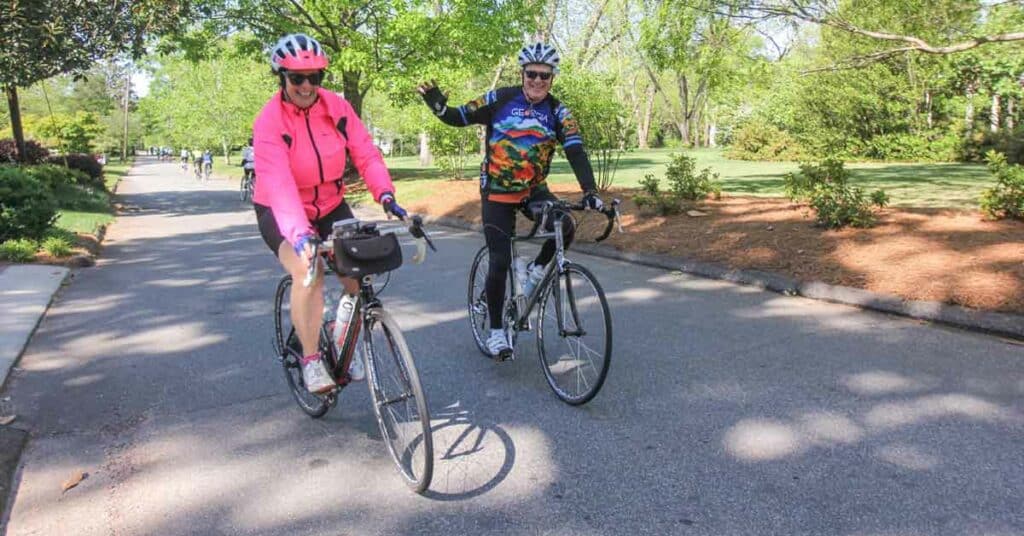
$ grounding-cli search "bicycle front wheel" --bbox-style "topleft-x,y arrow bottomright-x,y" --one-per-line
536,262 -> 612,405
363,308 -> 433,493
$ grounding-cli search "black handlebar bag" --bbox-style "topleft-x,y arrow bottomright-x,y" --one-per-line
332,233 -> 403,276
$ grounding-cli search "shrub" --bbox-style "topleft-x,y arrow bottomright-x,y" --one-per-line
0,166 -> 59,241
0,238 -> 38,262
633,155 -> 721,216
783,158 -> 850,202
665,152 -> 721,201
865,131 -> 961,162
0,139 -> 50,164
47,153 -> 104,188
41,235 -> 72,257
785,158 -> 887,228
979,151 -> 1024,220
725,118 -> 805,161
961,128 -> 1024,165
870,189 -> 890,208
21,164 -> 84,192
633,174 -> 683,216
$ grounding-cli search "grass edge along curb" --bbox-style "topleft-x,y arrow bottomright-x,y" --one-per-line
419,213 -> 1024,342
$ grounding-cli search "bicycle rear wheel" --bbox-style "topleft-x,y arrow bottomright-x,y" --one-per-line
240,177 -> 250,201
536,262 -> 612,405
363,308 -> 433,493
467,246 -> 492,357
274,275 -> 331,418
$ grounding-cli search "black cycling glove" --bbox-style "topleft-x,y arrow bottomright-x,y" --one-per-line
582,190 -> 604,211
421,86 -> 448,116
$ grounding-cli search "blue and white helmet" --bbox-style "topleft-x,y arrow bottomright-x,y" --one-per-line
518,42 -> 560,73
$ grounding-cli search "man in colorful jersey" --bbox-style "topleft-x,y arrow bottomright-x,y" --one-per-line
254,33 -> 407,393
417,42 -> 604,360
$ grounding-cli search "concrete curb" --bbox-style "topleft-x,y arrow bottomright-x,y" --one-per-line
0,266 -> 71,390
422,214 -> 1024,341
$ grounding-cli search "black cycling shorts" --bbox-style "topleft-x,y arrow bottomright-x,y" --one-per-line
254,201 -> 354,257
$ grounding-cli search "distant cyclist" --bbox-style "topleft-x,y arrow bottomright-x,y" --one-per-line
201,150 -> 213,179
179,148 -> 189,171
417,42 -> 604,359
240,138 -> 256,184
253,33 -> 407,394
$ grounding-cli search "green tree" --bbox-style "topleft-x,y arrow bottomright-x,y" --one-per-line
0,0 -> 190,160
212,0 -> 540,117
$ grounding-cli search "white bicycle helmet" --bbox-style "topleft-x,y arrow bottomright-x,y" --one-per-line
270,33 -> 329,73
517,42 -> 560,73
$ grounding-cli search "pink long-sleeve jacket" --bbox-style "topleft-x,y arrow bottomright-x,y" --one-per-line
252,88 -> 395,246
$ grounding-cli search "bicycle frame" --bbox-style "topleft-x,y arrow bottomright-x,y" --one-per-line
508,211 -> 575,335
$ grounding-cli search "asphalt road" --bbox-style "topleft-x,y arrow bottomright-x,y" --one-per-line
3,157 -> 1023,535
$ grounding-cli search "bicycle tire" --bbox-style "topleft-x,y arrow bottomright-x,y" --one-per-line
363,308 -> 433,493
466,246 -> 492,357
274,275 -> 331,418
536,262 -> 612,405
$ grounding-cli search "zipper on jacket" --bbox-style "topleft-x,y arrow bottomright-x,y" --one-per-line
304,109 -> 325,220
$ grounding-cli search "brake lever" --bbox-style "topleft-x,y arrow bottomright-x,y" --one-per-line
301,242 -> 321,288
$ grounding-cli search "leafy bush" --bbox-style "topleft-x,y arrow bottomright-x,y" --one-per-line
0,166 -> 59,241
633,154 -> 721,216
783,158 -> 850,201
0,139 -> 50,164
425,122 -> 477,180
784,158 -> 887,228
47,154 -> 104,188
22,164 -> 84,192
665,152 -> 721,201
870,189 -> 890,208
0,238 -> 38,262
865,131 -> 961,162
979,151 -> 1024,220
633,174 -> 682,216
961,128 -> 1024,165
41,235 -> 72,257
725,118 -> 805,161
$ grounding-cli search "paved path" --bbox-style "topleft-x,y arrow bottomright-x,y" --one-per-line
3,156 -> 1023,535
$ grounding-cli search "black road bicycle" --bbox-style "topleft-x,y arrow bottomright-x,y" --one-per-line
273,215 -> 437,493
467,199 -> 622,405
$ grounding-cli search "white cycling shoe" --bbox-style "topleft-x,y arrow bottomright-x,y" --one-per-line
486,330 -> 513,361
301,358 -> 335,394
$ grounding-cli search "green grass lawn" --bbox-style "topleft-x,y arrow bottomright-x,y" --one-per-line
212,152 -> 246,182
54,158 -> 133,235
384,148 -> 995,209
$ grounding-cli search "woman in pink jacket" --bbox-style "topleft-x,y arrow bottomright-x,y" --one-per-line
253,33 -> 407,394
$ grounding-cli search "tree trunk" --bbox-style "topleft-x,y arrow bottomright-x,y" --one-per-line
5,85 -> 26,162
925,90 -> 933,129
221,139 -> 230,164
342,70 -> 363,117
637,85 -> 654,149
708,123 -> 717,148
1007,98 -> 1015,131
677,75 -> 691,145
991,93 -> 1001,133
419,131 -> 432,166
122,70 -> 131,161
964,87 -> 975,131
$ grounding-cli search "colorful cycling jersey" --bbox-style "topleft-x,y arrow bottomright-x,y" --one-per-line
436,86 -> 595,203
252,88 -> 395,245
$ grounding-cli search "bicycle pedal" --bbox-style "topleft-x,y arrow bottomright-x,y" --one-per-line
494,349 -> 514,362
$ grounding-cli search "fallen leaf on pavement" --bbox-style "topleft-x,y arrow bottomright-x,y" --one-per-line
0,415 -> 15,426
686,210 -> 708,217
61,471 -> 87,493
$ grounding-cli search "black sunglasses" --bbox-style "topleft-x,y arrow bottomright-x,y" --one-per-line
524,70 -> 552,81
284,71 -> 325,86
